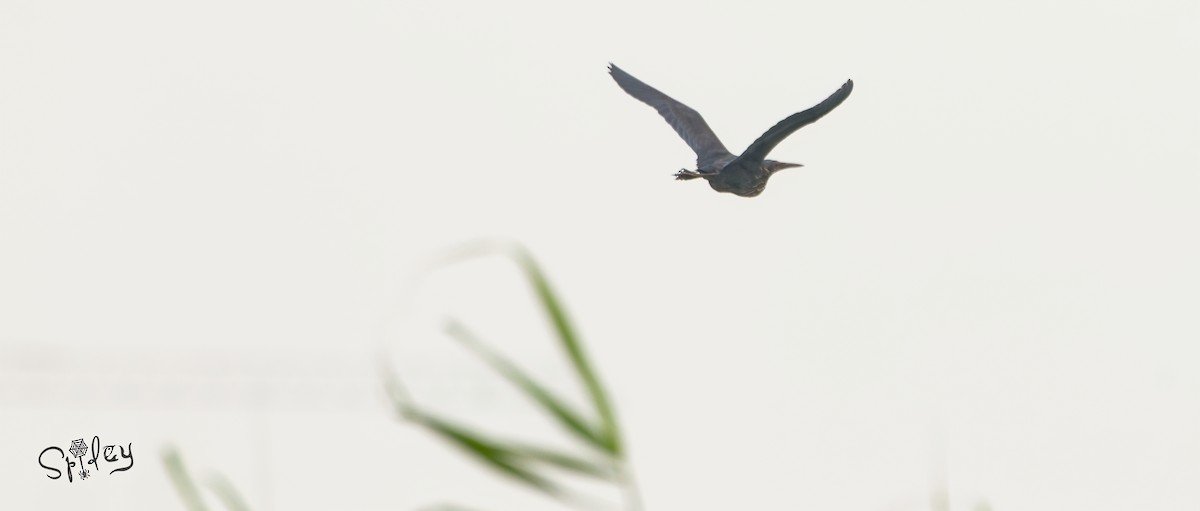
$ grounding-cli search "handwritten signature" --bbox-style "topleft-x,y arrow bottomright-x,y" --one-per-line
39,436 -> 133,482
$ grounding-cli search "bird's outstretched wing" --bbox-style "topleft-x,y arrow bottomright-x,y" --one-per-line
608,63 -> 733,168
734,79 -> 854,167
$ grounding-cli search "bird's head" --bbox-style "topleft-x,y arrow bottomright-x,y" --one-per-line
765,160 -> 803,174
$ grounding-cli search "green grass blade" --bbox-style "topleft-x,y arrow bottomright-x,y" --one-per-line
506,443 -> 615,480
380,361 -> 418,420
510,247 -> 622,456
402,408 -> 562,496
383,358 -> 614,482
207,474 -> 252,511
445,319 -> 608,451
161,446 -> 210,511
381,366 -> 556,491
419,241 -> 623,455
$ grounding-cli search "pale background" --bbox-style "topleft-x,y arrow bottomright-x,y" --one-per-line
1,0 -> 1198,510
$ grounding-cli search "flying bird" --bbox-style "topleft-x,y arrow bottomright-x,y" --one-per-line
608,63 -> 853,197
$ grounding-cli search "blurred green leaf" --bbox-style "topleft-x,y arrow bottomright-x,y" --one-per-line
402,407 -> 562,496
386,357 -> 615,484
510,247 -> 623,456
445,319 -> 609,452
505,443 -> 615,480
381,362 -> 417,420
402,242 -> 636,508
161,446 -> 210,511
419,241 -> 623,455
207,474 -> 252,511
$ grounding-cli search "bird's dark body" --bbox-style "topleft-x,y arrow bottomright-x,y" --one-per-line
700,159 -> 768,197
608,63 -> 852,197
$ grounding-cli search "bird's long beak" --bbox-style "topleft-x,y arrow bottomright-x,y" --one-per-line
769,162 -> 803,173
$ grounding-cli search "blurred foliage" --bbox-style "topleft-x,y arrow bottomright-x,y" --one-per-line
162,446 -> 251,511
163,242 -> 987,511
385,241 -> 639,510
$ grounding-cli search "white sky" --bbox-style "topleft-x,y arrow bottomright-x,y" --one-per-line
2,0 -> 1198,510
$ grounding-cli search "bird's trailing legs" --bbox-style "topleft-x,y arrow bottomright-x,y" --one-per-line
674,168 -> 711,181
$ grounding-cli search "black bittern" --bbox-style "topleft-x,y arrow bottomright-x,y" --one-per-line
608,63 -> 853,197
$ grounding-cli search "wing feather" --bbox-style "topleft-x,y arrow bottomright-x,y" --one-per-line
608,64 -> 733,168
734,79 -> 854,166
